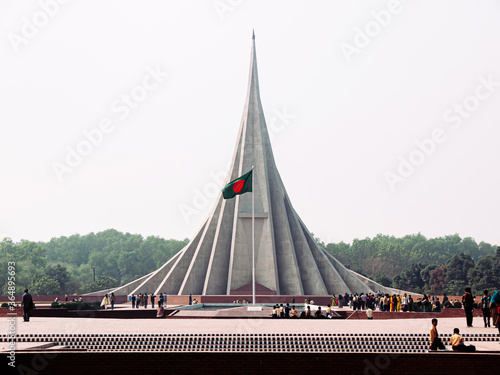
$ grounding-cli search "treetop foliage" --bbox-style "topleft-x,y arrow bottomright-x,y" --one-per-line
325,233 -> 499,295
1,229 -> 188,296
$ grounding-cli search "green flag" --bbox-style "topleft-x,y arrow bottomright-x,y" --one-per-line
222,170 -> 253,199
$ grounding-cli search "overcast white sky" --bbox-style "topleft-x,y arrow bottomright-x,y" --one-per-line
1,0 -> 500,246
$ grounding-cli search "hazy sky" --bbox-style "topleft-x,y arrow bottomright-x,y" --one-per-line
1,0 -> 500,246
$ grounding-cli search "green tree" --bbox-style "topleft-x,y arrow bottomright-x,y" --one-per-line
83,276 -> 118,293
392,263 -> 427,293
445,253 -> 475,295
467,255 -> 499,293
430,266 -> 446,295
31,276 -> 61,295
44,264 -> 71,292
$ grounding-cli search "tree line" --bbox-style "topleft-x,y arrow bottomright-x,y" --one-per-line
1,230 -> 498,296
0,229 -> 187,296
324,233 -> 499,295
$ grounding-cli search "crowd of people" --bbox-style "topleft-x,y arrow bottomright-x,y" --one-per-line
330,292 -> 441,312
266,287 -> 500,332
270,303 -> 335,319
128,292 -> 169,309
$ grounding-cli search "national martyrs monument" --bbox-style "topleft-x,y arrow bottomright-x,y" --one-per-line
86,33 -> 404,299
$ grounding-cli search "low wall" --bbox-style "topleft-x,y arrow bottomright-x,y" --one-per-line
0,294 -> 128,304
7,352 -> 500,375
199,295 -> 334,305
340,308 -> 471,320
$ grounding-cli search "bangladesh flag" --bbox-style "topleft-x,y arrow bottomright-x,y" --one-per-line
222,170 -> 253,199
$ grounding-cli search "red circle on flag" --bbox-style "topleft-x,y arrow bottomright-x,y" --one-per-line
233,179 -> 245,193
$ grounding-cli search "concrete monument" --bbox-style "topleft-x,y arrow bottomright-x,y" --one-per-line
88,34 -> 403,297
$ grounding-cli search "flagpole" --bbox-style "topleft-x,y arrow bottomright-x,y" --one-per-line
252,165 -> 255,306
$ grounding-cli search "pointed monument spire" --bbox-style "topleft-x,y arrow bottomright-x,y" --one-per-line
90,36 -> 407,298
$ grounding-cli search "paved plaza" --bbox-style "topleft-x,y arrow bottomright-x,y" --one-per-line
3,303 -> 500,352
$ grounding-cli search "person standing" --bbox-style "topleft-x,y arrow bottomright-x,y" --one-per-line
429,318 -> 447,351
110,293 -> 116,310
131,294 -> 136,308
401,294 -> 408,312
21,289 -> 34,322
462,287 -> 474,327
284,303 -> 290,318
271,305 -> 278,319
150,293 -> 156,309
144,293 -> 148,308
382,294 -> 390,312
421,294 -> 429,312
361,294 -> 367,310
491,290 -> 500,328
481,290 -> 491,328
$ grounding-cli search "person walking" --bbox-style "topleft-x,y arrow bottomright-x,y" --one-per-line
21,289 -> 34,322
481,290 -> 491,327
462,287 -> 474,327
100,294 -> 110,310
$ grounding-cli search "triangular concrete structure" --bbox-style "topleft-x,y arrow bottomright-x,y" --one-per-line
90,35 -> 404,297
